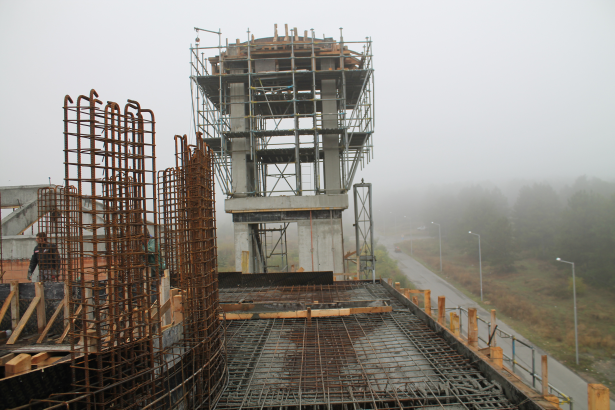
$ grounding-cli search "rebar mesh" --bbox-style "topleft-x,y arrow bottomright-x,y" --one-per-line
219,310 -> 517,410
63,89 -> 164,409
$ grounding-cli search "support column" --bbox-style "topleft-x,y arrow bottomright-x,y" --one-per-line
321,58 -> 341,194
234,224 -> 263,273
298,218 -> 343,273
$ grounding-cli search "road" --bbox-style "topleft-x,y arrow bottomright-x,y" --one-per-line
381,236 -> 615,410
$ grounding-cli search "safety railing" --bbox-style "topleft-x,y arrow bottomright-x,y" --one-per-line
456,306 -> 574,409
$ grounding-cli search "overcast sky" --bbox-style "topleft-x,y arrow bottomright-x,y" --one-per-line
1,0 -> 614,218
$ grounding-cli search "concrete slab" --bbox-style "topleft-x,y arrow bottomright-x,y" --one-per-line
225,194 -> 348,213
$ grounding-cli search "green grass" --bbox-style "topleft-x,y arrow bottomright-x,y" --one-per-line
398,238 -> 615,389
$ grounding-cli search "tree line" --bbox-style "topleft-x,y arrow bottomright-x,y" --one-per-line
420,176 -> 615,288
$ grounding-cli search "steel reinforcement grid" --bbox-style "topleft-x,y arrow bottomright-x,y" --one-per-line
63,89 -> 164,409
218,285 -> 518,410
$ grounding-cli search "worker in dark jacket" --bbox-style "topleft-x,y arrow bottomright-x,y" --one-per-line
27,232 -> 60,282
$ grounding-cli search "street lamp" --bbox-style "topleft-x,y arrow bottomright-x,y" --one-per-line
431,222 -> 442,271
556,258 -> 579,365
469,231 -> 483,302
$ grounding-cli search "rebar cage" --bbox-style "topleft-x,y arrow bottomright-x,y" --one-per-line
157,134 -> 227,409
190,25 -> 375,198
36,186 -> 77,282
63,89 -> 164,408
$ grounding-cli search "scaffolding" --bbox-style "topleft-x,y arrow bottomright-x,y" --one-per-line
190,25 -> 374,197
354,180 -> 375,280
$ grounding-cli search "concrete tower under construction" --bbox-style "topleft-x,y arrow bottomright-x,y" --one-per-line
190,25 -> 375,273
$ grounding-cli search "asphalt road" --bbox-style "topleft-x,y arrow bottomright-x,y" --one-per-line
381,235 -> 615,410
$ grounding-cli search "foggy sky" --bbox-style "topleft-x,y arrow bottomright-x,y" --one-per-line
1,0 -> 614,219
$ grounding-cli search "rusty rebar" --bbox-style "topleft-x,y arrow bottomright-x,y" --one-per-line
63,89 -> 163,409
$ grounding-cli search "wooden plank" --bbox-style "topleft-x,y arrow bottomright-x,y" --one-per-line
6,295 -> 41,344
159,270 -> 171,326
0,290 -> 14,324
31,352 -> 51,365
0,353 -> 15,365
490,346 -> 503,369
35,356 -> 63,368
63,282 -> 70,327
172,294 -> 183,323
5,354 -> 31,377
151,298 -> 171,321
222,305 -> 392,320
36,282 -> 46,333
56,304 -> 82,344
241,251 -> 249,274
37,299 -> 65,343
10,281 -> 19,330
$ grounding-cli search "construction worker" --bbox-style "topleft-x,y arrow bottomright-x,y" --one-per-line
27,232 -> 60,282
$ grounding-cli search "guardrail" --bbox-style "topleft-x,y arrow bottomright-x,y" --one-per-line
456,306 -> 573,409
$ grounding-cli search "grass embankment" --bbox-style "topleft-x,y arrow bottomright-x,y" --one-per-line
373,244 -> 416,288
398,238 -> 615,389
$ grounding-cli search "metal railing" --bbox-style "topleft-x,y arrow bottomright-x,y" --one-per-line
455,306 -> 574,409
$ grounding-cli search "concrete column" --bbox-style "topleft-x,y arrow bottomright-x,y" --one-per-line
298,217 -> 343,273
230,82 -> 249,197
321,58 -> 341,194
233,223 -> 263,273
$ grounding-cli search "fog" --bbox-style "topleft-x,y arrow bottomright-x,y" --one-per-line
1,1 -> 614,228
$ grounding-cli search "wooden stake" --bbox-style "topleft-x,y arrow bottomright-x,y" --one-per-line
412,295 -> 419,305
394,282 -> 400,290
468,308 -> 478,348
588,384 -> 610,410
438,296 -> 445,325
541,355 -> 549,396
307,307 -> 311,326
424,290 -> 431,316
10,281 -> 19,330
35,282 -> 46,333
450,312 -> 460,337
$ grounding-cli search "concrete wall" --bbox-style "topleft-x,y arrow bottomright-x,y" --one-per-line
298,218 -> 344,273
1,200 -> 37,235
0,185 -> 47,208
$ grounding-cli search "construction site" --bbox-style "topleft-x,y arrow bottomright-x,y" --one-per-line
0,25 -> 611,410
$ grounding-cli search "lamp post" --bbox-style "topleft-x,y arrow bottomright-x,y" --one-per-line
469,231 -> 483,302
431,222 -> 442,271
556,258 -> 579,365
